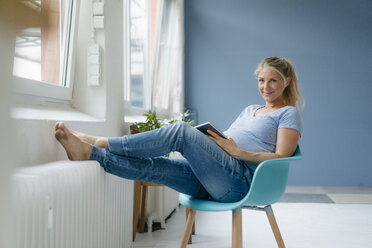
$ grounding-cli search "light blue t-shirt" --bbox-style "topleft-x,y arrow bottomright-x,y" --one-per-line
223,105 -> 303,153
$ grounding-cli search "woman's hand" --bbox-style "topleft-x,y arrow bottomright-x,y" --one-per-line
207,127 -> 301,164
206,129 -> 241,158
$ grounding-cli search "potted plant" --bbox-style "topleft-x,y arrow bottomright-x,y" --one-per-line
130,109 -> 194,134
129,110 -> 194,157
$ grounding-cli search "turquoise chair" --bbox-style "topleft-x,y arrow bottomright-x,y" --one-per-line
179,146 -> 302,248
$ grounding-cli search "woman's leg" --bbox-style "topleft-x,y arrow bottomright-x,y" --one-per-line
90,146 -> 210,199
55,122 -> 209,199
104,122 -> 251,202
56,121 -> 251,202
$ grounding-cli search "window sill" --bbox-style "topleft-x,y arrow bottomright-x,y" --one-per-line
12,103 -> 104,122
124,115 -> 147,124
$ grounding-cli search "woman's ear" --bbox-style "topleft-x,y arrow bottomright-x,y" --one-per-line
285,77 -> 291,87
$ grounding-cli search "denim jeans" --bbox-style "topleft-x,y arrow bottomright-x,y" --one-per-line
89,121 -> 256,202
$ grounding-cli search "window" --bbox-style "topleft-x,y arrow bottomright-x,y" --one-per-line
124,0 -> 184,117
12,0 -> 79,101
127,0 -> 151,110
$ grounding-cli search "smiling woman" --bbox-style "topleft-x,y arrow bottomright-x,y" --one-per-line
257,68 -> 289,108
254,57 -> 304,109
53,56 -> 304,204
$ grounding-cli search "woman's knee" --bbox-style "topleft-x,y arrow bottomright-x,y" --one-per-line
173,120 -> 189,128
171,121 -> 192,133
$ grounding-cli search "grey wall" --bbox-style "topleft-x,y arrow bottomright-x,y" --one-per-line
184,0 -> 372,186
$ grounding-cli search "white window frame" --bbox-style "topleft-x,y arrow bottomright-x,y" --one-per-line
124,0 -> 151,116
12,0 -> 80,102
123,0 -> 133,114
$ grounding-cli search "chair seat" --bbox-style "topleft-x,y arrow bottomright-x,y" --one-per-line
179,193 -> 247,212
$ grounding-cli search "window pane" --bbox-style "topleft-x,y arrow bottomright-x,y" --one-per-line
129,0 -> 148,108
13,0 -> 72,86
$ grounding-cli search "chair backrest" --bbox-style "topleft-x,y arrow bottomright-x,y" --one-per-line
240,146 -> 302,207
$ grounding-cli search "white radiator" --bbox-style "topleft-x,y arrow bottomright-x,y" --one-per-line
11,161 -> 133,248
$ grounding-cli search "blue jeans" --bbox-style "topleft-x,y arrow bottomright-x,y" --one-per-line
89,121 -> 256,202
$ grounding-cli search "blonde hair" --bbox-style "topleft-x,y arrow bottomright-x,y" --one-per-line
254,57 -> 305,108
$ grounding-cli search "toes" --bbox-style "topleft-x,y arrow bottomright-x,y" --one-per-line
59,122 -> 72,136
55,121 -> 65,132
54,122 -> 61,131
55,129 -> 67,140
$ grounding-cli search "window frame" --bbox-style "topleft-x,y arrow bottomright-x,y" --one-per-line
124,0 -> 151,115
12,0 -> 79,102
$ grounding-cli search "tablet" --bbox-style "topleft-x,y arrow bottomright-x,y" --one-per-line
194,122 -> 227,139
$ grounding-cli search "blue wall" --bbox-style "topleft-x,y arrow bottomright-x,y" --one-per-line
184,0 -> 372,186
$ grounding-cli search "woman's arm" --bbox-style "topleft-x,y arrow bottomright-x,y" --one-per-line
207,128 -> 300,165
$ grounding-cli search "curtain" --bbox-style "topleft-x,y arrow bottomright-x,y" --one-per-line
151,0 -> 184,116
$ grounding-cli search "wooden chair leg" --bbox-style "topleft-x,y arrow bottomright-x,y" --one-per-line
181,209 -> 196,248
139,185 -> 148,233
232,208 -> 243,248
132,181 -> 141,241
192,213 -> 195,235
265,205 -> 285,248
186,208 -> 195,243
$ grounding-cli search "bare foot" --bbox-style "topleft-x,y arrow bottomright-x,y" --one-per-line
55,122 -> 93,160
71,130 -> 98,145
69,129 -> 109,149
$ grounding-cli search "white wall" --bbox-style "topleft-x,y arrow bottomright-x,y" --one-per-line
12,0 -> 126,167
0,12 -> 15,248
4,0 -> 132,247
72,0 -> 106,120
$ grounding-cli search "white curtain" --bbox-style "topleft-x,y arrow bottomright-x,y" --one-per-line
151,0 -> 184,116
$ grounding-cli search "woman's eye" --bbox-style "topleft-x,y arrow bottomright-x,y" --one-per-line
270,79 -> 277,82
259,79 -> 264,83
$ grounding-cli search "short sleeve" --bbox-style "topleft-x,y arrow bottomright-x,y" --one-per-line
278,107 -> 304,136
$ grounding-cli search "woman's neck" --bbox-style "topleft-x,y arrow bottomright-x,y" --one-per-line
264,101 -> 286,110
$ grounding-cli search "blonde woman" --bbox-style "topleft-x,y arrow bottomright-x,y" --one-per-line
55,57 -> 304,203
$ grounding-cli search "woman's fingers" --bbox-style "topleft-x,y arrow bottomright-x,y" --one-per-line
207,130 -> 227,148
206,133 -> 218,143
206,129 -> 220,139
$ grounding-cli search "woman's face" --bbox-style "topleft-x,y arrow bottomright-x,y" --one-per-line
257,67 -> 288,105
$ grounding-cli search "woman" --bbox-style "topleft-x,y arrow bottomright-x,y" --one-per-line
55,57 -> 304,203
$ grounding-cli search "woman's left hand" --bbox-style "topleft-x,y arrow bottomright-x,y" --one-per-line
206,129 -> 241,158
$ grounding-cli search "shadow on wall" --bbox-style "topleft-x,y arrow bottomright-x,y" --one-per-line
0,1 -> 50,247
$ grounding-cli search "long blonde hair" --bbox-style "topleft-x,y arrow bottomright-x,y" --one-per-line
254,57 -> 305,108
